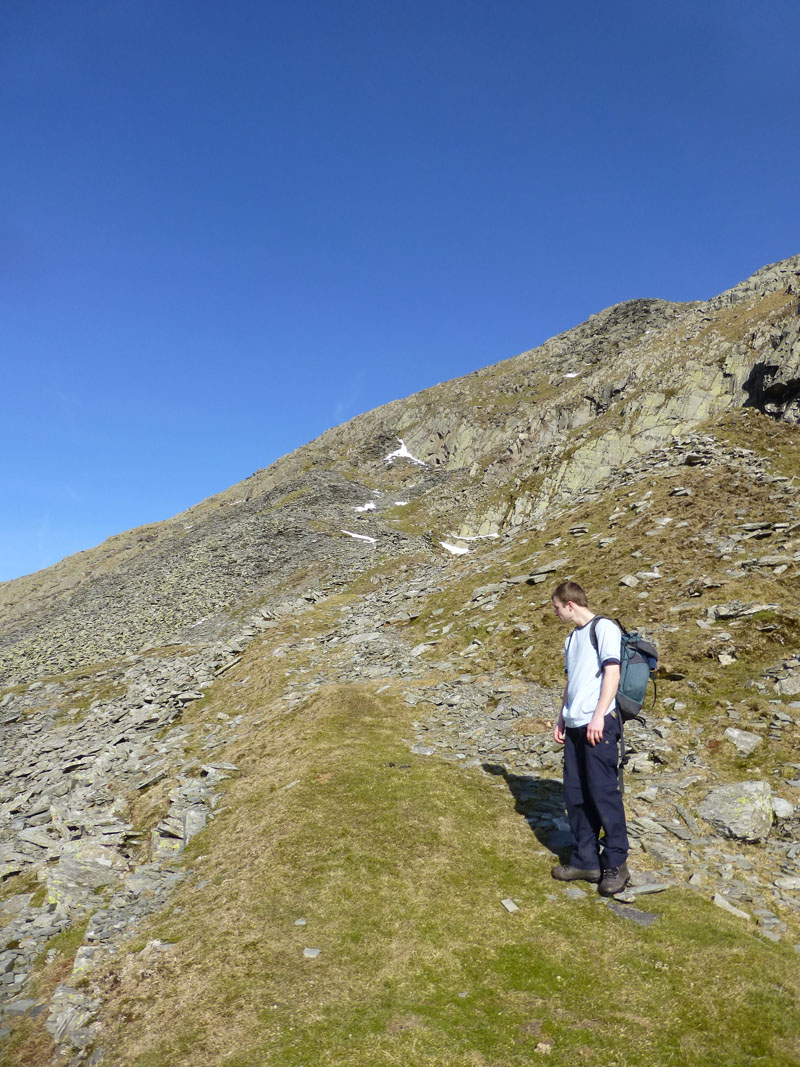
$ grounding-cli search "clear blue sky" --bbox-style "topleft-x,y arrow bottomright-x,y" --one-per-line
2,0 -> 798,582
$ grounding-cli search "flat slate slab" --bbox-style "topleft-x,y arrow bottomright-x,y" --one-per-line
606,900 -> 659,927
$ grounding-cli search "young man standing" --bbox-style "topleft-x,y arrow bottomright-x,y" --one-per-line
551,581 -> 630,896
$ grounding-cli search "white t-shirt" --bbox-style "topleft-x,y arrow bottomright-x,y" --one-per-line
562,616 -> 622,728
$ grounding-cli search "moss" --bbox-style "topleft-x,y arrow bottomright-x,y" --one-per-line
39,917 -> 91,966
275,486 -> 313,509
0,868 -> 40,904
29,885 -> 47,909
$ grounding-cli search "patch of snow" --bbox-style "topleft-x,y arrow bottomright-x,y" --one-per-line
564,372 -> 580,379
448,533 -> 499,541
385,438 -> 428,466
394,500 -> 409,506
342,530 -> 377,544
440,542 -> 469,556
354,502 -> 376,512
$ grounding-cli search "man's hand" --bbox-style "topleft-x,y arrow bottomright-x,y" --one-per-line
553,713 -> 566,745
587,664 -> 619,745
586,710 -> 606,746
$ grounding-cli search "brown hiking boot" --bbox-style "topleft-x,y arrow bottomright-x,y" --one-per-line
551,864 -> 601,884
598,862 -> 630,897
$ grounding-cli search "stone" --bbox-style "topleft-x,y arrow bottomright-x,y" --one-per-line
4,997 -> 40,1016
697,782 -> 773,843
772,798 -> 794,819
564,887 -> 587,900
410,643 -> 434,657
723,728 -> 763,756
605,901 -> 658,926
527,559 -> 569,580
501,898 -> 520,913
710,602 -> 779,620
183,806 -> 208,844
619,883 -> 671,898
17,827 -> 58,850
760,927 -> 782,942
712,894 -> 751,921
303,947 -> 321,959
776,670 -> 800,696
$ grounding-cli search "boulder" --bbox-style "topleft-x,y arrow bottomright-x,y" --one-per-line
776,669 -> 800,696
697,781 -> 773,842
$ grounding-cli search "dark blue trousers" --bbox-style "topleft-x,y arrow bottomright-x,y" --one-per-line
563,711 -> 629,870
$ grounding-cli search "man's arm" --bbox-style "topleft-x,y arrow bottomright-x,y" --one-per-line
586,663 -> 620,746
553,682 -> 568,744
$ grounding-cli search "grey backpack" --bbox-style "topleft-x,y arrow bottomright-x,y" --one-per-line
589,616 -> 658,724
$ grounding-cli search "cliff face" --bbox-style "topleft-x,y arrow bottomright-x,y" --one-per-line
1,256 -> 800,1064
1,256 -> 798,684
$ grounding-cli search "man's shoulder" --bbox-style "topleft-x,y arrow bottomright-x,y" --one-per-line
590,616 -> 623,662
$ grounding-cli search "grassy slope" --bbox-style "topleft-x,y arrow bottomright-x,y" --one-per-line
404,409 -> 800,690
88,667 -> 799,1067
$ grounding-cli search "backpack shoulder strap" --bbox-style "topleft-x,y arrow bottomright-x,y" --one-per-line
565,629 -> 574,673
588,615 -> 603,657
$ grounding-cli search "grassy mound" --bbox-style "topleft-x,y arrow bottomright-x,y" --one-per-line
84,679 -> 800,1067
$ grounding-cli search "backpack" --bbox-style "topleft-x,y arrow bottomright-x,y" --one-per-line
589,616 -> 658,725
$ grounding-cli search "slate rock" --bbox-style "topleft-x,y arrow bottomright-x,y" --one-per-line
712,894 -> 751,921
776,669 -> 800,696
697,781 -> 773,843
564,887 -> 587,900
723,728 -> 763,756
605,900 -> 658,926
772,798 -> 794,819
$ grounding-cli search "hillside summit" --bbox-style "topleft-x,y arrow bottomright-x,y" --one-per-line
1,255 -> 799,1064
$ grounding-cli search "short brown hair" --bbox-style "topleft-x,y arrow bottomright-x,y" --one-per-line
552,580 -> 588,607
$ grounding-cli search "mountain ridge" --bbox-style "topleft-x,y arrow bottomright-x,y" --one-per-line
2,255 -> 798,686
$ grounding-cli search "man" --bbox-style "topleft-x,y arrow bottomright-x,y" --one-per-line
551,580 -> 630,896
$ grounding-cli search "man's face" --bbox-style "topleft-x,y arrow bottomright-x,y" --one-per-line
552,597 -> 573,624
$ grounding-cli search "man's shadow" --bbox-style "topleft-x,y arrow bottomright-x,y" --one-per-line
482,763 -> 575,862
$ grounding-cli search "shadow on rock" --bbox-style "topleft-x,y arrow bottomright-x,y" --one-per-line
482,763 -> 575,861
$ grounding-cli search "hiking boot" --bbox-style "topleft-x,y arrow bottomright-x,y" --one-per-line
598,863 -> 630,897
551,864 -> 601,884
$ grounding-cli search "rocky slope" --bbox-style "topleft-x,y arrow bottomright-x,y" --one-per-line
2,256 -> 798,687
0,255 -> 799,1063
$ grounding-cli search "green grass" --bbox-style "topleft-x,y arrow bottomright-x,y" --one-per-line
715,407 -> 800,481
91,680 -> 800,1067
38,918 -> 91,967
0,870 -> 40,906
